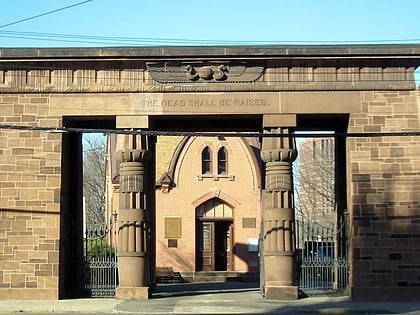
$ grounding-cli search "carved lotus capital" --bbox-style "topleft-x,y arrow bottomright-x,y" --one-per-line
116,149 -> 151,163
261,148 -> 298,163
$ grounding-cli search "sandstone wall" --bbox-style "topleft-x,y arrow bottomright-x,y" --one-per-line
0,94 -> 61,299
348,90 -> 420,301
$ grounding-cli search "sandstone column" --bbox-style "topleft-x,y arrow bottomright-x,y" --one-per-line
261,115 -> 298,300
115,134 -> 151,299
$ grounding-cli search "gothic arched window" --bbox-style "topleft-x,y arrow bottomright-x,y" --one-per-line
202,146 -> 212,174
217,147 -> 227,175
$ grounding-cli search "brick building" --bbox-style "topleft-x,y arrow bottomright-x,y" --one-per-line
106,134 -> 262,277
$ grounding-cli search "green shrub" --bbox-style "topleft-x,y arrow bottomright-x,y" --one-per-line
84,239 -> 116,260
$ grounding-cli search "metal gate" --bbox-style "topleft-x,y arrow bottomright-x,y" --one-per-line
296,214 -> 348,296
84,224 -> 118,297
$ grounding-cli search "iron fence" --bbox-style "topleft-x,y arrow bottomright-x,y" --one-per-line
84,225 -> 118,297
295,215 -> 348,296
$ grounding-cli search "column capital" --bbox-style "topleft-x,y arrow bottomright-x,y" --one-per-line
261,128 -> 297,163
116,149 -> 151,163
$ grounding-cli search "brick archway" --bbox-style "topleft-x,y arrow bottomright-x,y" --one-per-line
191,188 -> 240,209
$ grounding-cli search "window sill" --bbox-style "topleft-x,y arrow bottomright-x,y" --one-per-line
197,174 -> 235,181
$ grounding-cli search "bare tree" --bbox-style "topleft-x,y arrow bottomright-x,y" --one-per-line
294,137 -> 336,228
83,134 -> 107,227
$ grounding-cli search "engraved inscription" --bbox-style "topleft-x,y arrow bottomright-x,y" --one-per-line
129,93 -> 279,114
137,98 -> 270,108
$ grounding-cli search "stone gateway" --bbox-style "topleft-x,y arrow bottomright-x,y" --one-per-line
0,45 -> 420,301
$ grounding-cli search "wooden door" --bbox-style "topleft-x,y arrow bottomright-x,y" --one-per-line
201,222 -> 214,271
197,221 -> 233,271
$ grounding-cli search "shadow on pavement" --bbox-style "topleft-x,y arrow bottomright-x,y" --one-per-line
116,282 -> 420,314
152,281 -> 261,298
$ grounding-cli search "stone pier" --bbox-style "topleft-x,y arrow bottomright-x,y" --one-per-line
115,135 -> 151,299
261,115 -> 298,300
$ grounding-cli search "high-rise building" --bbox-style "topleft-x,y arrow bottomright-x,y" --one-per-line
296,137 -> 335,227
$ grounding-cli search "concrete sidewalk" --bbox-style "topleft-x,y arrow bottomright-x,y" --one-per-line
0,283 -> 419,314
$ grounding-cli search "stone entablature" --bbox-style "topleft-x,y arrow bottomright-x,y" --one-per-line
0,45 -> 419,93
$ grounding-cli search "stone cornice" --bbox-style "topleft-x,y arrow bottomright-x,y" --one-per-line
1,44 -> 420,59
0,45 -> 419,93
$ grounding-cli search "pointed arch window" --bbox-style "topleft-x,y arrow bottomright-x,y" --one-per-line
217,147 -> 227,175
202,146 -> 212,174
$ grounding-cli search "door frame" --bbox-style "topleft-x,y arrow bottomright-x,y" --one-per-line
196,218 -> 234,272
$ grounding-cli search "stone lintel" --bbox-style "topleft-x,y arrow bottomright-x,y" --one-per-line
264,284 -> 298,300
50,92 -> 364,117
117,115 -> 149,129
116,286 -> 150,300
281,91 -> 361,114
263,114 -> 296,128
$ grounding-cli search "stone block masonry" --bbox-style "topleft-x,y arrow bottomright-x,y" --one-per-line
348,91 -> 420,301
0,94 -> 61,299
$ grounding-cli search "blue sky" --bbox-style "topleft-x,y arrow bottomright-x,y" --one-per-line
1,0 -> 419,80
1,0 -> 420,46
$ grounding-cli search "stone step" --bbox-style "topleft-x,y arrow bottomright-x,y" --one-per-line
180,271 -> 259,283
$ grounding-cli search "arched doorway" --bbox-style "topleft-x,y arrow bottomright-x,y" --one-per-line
196,198 -> 233,272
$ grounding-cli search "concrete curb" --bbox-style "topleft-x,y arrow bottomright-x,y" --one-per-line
0,299 -> 122,313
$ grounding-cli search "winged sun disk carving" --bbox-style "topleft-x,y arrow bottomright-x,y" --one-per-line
147,61 -> 264,84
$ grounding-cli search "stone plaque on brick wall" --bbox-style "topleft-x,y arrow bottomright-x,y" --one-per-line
243,217 -> 257,228
164,217 -> 182,238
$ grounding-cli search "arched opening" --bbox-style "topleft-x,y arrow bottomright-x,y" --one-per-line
196,198 -> 233,272
217,147 -> 228,175
201,146 -> 212,174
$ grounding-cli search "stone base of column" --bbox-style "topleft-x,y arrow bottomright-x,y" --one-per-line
264,283 -> 298,300
116,286 -> 150,300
